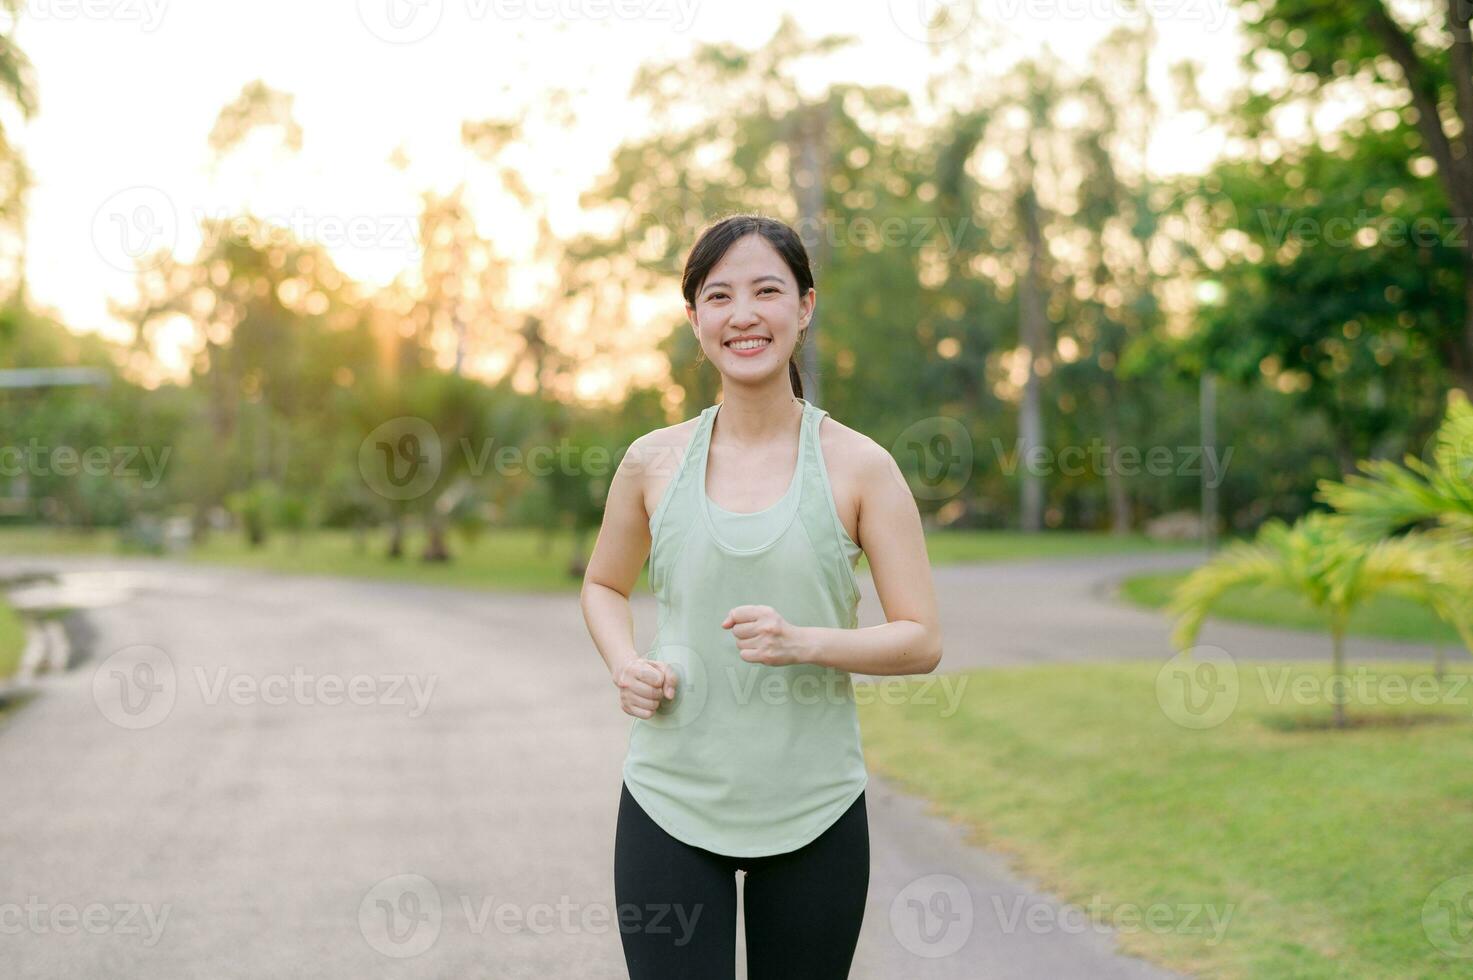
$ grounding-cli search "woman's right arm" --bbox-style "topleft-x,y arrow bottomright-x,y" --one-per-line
580,437 -> 677,718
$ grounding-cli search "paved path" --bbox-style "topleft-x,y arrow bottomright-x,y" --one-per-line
0,551 -> 1447,978
903,550 -> 1453,669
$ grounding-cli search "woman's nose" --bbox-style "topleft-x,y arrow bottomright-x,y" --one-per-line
729,298 -> 760,326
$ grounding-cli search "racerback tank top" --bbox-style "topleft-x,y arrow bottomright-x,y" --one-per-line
622,396 -> 868,857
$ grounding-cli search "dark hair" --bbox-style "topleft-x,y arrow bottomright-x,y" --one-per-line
681,214 -> 813,399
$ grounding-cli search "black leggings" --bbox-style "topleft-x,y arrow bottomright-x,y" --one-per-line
612,782 -> 869,979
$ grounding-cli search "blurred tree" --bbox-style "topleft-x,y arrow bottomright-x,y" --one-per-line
1180,116 -> 1459,472
0,305 -> 185,528
0,2 -> 38,302
206,79 -> 303,162
1233,0 -> 1473,393
114,218 -> 380,544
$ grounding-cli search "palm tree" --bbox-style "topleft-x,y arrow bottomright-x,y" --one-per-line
1317,389 -> 1473,677
1168,512 -> 1472,728
1315,388 -> 1473,549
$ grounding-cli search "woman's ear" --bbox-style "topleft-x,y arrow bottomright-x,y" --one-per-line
685,303 -> 699,336
800,287 -> 816,325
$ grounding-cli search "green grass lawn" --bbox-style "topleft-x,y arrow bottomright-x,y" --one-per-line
1121,569 -> 1467,646
0,525 -> 635,593
859,661 -> 1473,979
924,529 -> 1195,564
0,597 -> 23,681
0,525 -> 1192,592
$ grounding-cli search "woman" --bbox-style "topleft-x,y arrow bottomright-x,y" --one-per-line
580,214 -> 943,979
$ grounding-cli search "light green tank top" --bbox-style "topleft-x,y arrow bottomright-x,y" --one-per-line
623,396 -> 868,857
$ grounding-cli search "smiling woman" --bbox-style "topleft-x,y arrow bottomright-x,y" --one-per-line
680,215 -> 814,399
580,214 -> 943,979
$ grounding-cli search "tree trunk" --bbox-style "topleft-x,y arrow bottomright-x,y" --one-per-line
1102,382 -> 1131,535
421,513 -> 451,562
567,528 -> 588,579
1366,2 -> 1473,393
1331,624 -> 1347,729
1018,168 -> 1049,533
791,99 -> 828,406
387,514 -> 405,560
1201,372 -> 1219,554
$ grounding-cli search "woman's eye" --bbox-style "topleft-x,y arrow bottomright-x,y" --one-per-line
759,287 -> 778,295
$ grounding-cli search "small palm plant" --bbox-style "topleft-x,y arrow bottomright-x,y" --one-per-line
1168,512 -> 1471,728
1317,388 -> 1473,676
1315,388 -> 1472,547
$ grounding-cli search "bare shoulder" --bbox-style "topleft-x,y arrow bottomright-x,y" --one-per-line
816,413 -> 898,545
816,413 -> 893,484
627,415 -> 703,520
627,416 -> 700,474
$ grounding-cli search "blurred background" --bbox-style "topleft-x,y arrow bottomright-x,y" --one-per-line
1,1 -> 1472,978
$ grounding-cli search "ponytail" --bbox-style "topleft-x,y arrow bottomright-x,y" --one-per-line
788,341 -> 805,399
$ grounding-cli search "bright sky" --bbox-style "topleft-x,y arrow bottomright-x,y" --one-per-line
9,0 -> 1245,385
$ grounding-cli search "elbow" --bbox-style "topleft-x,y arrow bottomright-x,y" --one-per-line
582,578 -> 628,607
918,625 -> 943,674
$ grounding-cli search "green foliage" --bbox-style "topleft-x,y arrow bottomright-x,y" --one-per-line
1171,512 -> 1471,648
1316,388 -> 1473,546
5,6 -> 1469,546
1169,508 -> 1473,724
861,659 -> 1473,978
1182,126 -> 1459,463
225,479 -> 280,547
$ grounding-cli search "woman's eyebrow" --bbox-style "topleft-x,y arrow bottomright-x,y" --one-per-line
703,275 -> 784,294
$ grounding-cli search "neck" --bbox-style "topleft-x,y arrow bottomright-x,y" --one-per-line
714,379 -> 803,446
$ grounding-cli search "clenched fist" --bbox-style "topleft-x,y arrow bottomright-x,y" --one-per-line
613,658 -> 679,719
721,605 -> 808,667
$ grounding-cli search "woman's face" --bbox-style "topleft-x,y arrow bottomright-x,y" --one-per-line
686,233 -> 815,387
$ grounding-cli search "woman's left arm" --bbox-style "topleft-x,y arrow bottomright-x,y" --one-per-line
724,440 -> 943,676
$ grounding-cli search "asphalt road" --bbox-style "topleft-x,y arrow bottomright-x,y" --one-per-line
0,550 -> 1442,978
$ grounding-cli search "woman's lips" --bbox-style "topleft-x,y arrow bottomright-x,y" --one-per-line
724,337 -> 771,357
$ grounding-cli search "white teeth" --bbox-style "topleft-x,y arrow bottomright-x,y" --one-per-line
727,338 -> 770,350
